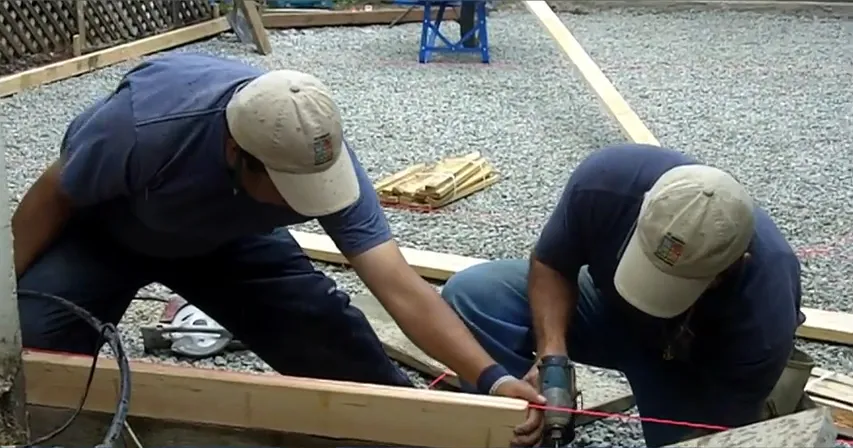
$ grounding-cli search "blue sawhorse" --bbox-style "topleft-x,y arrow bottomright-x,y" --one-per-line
396,0 -> 489,63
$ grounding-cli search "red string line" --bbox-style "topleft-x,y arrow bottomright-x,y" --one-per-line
425,370 -> 853,443
528,403 -> 729,431
426,371 -> 449,389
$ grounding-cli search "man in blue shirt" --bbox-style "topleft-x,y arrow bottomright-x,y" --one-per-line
441,144 -> 805,447
12,53 -> 544,440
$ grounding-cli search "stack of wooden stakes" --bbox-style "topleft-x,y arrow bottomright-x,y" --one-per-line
807,367 -> 853,437
374,152 -> 500,211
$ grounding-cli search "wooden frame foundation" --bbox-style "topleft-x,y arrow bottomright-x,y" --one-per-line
293,230 -> 853,346
24,350 -> 528,447
0,7 -> 457,99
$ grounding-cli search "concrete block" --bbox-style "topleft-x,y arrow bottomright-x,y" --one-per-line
667,408 -> 837,448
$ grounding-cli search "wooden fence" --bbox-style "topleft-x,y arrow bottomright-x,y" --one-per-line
0,0 -> 215,67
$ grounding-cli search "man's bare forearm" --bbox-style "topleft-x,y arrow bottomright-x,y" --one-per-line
391,280 -> 495,383
12,161 -> 71,278
528,257 -> 575,356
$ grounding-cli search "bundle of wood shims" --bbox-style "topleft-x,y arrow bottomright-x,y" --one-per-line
374,152 -> 499,211
806,367 -> 853,437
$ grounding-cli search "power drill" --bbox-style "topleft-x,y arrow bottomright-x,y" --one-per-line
537,355 -> 578,448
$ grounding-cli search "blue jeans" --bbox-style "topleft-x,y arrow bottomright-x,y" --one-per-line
18,224 -> 412,387
441,260 -> 756,447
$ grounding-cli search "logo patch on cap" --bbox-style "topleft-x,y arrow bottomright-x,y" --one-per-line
654,233 -> 685,266
312,133 -> 334,166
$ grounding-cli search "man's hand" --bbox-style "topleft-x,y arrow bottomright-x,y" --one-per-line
493,370 -> 546,446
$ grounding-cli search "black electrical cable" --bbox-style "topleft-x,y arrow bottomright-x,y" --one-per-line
18,290 -> 132,448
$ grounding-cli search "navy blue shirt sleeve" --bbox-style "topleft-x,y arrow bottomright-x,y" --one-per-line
533,180 -> 588,279
59,87 -> 143,207
318,144 -> 393,256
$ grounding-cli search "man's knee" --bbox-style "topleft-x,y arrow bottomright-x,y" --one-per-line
441,259 -> 528,317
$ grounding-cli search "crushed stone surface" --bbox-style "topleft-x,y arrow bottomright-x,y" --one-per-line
2,6 -> 852,447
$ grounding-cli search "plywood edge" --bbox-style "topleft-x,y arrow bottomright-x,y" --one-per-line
521,1 -> 659,146
0,18 -> 231,98
263,8 -> 459,29
23,350 -> 527,448
290,230 -> 853,347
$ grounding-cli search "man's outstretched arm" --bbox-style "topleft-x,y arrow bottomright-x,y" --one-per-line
12,161 -> 71,278
528,184 -> 586,359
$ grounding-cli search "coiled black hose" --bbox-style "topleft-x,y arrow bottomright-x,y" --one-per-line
17,289 -> 131,448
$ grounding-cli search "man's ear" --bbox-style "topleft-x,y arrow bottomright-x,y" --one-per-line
224,138 -> 239,165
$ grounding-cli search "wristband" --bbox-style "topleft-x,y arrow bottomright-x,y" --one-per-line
476,363 -> 512,395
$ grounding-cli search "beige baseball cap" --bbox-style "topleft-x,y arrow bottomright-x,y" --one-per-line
225,69 -> 360,217
613,165 -> 755,318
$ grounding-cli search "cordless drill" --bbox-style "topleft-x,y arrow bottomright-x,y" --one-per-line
537,355 -> 578,448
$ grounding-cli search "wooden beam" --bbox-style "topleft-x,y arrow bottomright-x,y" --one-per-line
522,1 -> 660,146
797,308 -> 853,346
0,18 -> 231,98
29,406 -> 388,447
290,230 -> 853,347
262,8 -> 458,29
23,350 -> 527,448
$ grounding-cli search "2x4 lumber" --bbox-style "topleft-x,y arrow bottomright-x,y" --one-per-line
0,7 -> 458,99
0,18 -> 231,99
262,8 -> 458,29
522,1 -> 660,146
23,350 -> 528,448
289,230 -> 853,347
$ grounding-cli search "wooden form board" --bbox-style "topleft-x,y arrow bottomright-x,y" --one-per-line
0,8 -> 454,99
290,230 -> 853,347
0,18 -> 231,98
23,350 -> 528,448
522,1 -> 660,146
262,7 -> 459,29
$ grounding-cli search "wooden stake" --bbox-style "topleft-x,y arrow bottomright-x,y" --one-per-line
236,0 -> 272,55
74,0 -> 87,55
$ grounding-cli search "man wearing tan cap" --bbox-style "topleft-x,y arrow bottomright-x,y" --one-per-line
12,52 -> 545,441
442,144 -> 807,446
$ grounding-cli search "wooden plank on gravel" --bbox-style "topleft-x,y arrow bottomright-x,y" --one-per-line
289,230 -> 853,347
0,17 -> 230,98
523,0 -> 660,146
24,349 -> 528,448
262,7 -> 458,29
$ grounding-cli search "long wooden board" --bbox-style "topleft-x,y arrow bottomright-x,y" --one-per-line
0,18 -> 231,98
0,8 -> 456,99
290,230 -> 853,347
522,1 -> 660,146
263,8 -> 459,29
23,350 -> 528,448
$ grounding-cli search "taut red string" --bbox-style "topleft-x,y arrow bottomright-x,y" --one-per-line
425,370 -> 852,443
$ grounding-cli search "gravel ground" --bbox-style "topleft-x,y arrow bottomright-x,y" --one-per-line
2,5 -> 853,447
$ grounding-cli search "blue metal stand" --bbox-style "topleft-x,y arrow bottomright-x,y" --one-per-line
397,0 -> 490,64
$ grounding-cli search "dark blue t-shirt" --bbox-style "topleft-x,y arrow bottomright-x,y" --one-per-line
534,144 -> 801,403
58,52 -> 391,258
